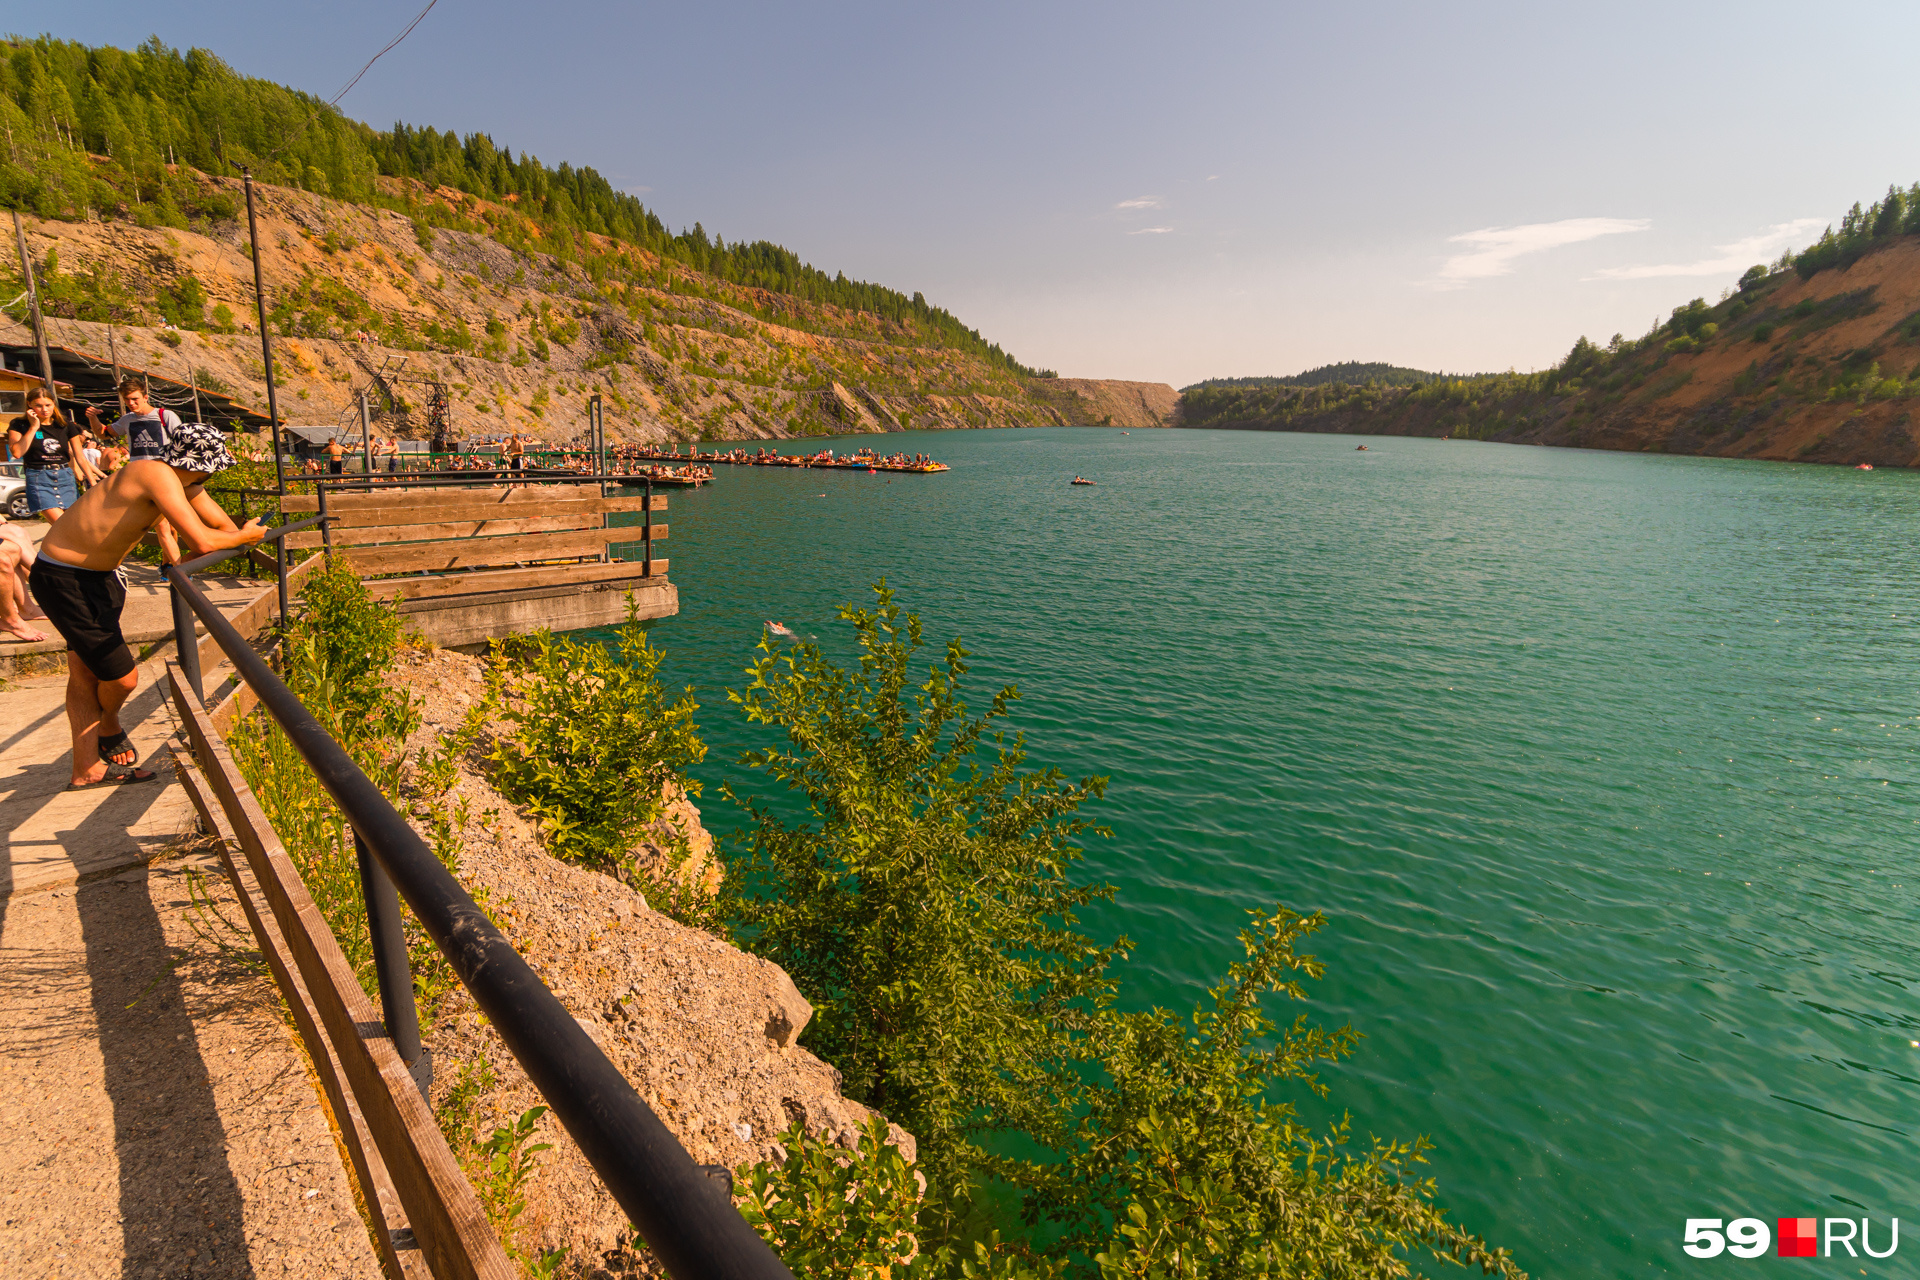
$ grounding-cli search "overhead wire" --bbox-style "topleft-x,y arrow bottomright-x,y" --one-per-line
256,0 -> 441,163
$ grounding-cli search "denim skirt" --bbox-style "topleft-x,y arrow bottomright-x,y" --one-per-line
24,466 -> 77,514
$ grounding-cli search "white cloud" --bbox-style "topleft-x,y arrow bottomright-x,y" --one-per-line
1435,217 -> 1651,289
1129,226 -> 1173,235
1115,196 -> 1162,210
1588,218 -> 1827,281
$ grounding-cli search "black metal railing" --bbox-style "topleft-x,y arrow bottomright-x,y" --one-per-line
162,530 -> 791,1280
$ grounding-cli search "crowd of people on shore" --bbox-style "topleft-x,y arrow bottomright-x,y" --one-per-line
616,443 -> 948,472
271,432 -> 943,481
5,375 -> 264,790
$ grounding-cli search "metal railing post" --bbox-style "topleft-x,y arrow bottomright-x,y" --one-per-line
318,484 -> 334,558
356,830 -> 431,1100
360,391 -> 373,492
276,533 -> 291,627
642,477 -> 653,577
170,579 -> 203,705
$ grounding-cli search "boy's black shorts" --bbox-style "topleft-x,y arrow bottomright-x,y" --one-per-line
29,555 -> 134,681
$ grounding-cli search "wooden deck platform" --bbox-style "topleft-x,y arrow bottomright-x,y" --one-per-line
280,483 -> 676,647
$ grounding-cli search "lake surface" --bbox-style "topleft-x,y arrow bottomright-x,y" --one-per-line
612,427 -> 1920,1275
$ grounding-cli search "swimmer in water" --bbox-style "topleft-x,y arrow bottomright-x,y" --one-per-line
766,620 -> 798,640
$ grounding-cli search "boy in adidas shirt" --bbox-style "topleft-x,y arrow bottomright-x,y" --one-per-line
85,374 -> 181,461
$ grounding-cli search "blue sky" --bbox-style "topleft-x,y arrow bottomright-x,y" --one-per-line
38,1 -> 1920,385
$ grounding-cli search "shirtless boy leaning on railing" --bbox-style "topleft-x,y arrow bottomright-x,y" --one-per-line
30,421 -> 264,789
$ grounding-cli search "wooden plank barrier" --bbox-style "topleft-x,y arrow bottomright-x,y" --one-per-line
334,526 -> 664,577
168,738 -> 432,1280
327,494 -> 664,529
278,485 -> 666,594
364,559 -> 667,604
168,665 -> 515,1280
280,486 -> 655,515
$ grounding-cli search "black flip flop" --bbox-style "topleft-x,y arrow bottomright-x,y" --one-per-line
97,730 -> 136,763
65,767 -> 160,791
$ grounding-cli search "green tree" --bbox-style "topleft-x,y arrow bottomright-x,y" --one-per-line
1873,185 -> 1906,238
725,585 -> 1527,1279
725,583 -> 1123,1208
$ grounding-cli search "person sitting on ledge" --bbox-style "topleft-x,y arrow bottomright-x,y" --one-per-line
0,514 -> 47,643
31,421 -> 264,789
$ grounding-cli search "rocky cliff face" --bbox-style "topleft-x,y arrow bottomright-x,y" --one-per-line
1033,377 -> 1180,429
8,174 -> 1157,446
392,648 -> 910,1271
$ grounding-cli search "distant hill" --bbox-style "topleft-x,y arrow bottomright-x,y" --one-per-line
1184,362 -> 1450,392
1177,179 -> 1920,467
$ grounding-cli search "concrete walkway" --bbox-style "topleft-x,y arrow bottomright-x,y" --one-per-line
1,610 -> 381,1277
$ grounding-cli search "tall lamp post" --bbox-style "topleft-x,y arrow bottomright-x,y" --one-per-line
240,168 -> 287,496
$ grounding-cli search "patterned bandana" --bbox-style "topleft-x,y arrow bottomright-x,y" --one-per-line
161,421 -> 236,477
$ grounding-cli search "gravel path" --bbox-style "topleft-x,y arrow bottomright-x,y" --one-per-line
0,837 -> 382,1279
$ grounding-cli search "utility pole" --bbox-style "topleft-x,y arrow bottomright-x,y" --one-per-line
240,168 -> 287,496
11,210 -> 55,394
190,362 -> 203,424
360,390 -> 373,490
108,324 -> 120,388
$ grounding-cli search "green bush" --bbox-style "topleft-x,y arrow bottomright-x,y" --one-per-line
738,1117 -> 1055,1280
725,583 -> 1121,1211
724,584 -> 1526,1279
1752,323 -> 1775,343
485,604 -> 708,905
1038,907 -> 1524,1279
228,554 -> 459,1021
1663,335 -> 1699,355
156,272 -> 209,329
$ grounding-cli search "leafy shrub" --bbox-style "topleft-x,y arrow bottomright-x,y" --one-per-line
724,584 -> 1526,1279
1752,323 -> 1775,343
1664,335 -> 1699,355
228,555 -> 458,1020
157,272 -> 208,328
1667,298 -> 1712,338
474,1106 -> 562,1271
1738,264 -> 1768,291
1792,299 -> 1817,319
725,583 -> 1120,1208
1034,906 -> 1525,1280
738,1117 -> 1054,1280
485,604 -> 707,897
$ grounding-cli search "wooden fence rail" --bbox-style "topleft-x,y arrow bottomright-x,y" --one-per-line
169,664 -> 514,1280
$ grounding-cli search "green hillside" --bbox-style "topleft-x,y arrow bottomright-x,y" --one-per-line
1184,361 -> 1454,392
0,35 -> 1043,376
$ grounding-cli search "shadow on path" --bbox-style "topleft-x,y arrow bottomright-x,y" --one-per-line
72,821 -> 257,1279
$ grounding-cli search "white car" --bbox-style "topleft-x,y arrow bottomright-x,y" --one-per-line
0,461 -> 26,521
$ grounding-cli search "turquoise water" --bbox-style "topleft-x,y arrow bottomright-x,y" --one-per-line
615,427 -> 1920,1275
